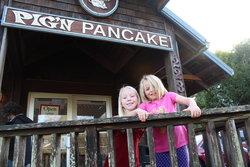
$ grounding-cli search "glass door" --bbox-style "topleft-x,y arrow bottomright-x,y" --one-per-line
72,95 -> 112,166
27,92 -> 112,166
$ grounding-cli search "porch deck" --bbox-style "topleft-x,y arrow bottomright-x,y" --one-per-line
0,105 -> 250,167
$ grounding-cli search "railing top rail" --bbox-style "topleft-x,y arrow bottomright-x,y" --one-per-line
0,105 -> 249,137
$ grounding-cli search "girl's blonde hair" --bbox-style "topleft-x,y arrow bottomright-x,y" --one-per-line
139,74 -> 168,102
118,86 -> 141,116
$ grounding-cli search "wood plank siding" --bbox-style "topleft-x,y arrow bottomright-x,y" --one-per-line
11,0 -> 166,34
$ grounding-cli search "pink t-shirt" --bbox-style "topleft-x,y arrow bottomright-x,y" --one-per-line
139,92 -> 188,153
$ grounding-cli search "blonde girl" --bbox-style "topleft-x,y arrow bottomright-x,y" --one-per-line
103,86 -> 148,167
138,74 -> 201,167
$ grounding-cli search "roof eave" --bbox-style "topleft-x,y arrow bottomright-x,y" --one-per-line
203,50 -> 234,76
161,7 -> 209,48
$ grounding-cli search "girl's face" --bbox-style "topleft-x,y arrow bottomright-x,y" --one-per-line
144,81 -> 158,101
121,87 -> 139,111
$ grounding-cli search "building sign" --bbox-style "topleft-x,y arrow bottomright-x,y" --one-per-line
78,0 -> 119,17
40,104 -> 60,115
1,6 -> 173,51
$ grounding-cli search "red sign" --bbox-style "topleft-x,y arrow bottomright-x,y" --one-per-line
1,6 -> 173,51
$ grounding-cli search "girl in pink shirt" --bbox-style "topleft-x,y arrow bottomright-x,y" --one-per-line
138,75 -> 201,167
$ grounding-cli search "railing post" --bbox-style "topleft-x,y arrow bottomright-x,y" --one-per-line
70,132 -> 79,167
244,118 -> 250,163
85,127 -> 98,167
0,137 -> 10,166
50,133 -> 61,167
127,128 -> 136,167
187,123 -> 200,167
206,121 -> 223,167
13,136 -> 27,167
225,119 -> 244,167
146,127 -> 156,167
107,130 -> 116,167
219,131 -> 231,167
31,135 -> 43,167
167,125 -> 178,167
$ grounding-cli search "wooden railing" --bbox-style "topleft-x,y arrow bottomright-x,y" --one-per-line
0,105 -> 250,167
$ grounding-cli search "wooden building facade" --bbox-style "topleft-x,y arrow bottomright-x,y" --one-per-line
0,0 -> 233,121
0,0 -> 238,166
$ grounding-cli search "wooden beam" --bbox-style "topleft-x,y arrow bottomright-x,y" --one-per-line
183,74 -> 202,81
157,0 -> 169,11
0,28 -> 8,91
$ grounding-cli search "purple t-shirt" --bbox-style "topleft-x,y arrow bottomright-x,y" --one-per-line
139,92 -> 188,153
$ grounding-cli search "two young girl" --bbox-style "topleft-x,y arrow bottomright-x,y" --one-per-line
105,74 -> 201,167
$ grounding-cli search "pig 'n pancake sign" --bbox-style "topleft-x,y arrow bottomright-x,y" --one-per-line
1,6 -> 173,51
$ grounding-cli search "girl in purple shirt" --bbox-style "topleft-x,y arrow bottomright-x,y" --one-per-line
138,74 -> 201,167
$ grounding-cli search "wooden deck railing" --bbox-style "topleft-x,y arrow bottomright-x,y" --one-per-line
0,105 -> 250,167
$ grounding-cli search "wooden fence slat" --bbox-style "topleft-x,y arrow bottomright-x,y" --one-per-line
225,119 -> 244,167
201,132 -> 211,167
0,137 -> 10,166
50,133 -> 61,167
219,131 -> 231,167
167,125 -> 178,167
107,130 -> 116,167
244,118 -> 250,163
13,136 -> 27,167
126,128 -> 136,167
146,127 -> 156,167
187,123 -> 200,167
31,135 -> 43,167
70,132 -> 79,167
206,121 -> 223,167
237,129 -> 248,166
85,127 -> 98,167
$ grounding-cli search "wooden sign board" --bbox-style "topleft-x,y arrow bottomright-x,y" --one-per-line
1,6 -> 173,51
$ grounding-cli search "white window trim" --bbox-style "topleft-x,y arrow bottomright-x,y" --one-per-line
27,92 -> 112,121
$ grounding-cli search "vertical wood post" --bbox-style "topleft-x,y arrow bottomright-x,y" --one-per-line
164,25 -> 187,97
126,128 -> 135,167
206,121 -> 223,166
146,127 -> 156,167
50,133 -> 61,167
219,131 -> 231,167
13,136 -> 27,167
167,125 -> 178,167
244,118 -> 250,162
31,135 -> 43,167
107,130 -> 116,167
85,127 -> 98,167
225,119 -> 244,167
187,123 -> 200,166
0,27 -> 7,90
0,137 -> 10,166
70,132 -> 79,167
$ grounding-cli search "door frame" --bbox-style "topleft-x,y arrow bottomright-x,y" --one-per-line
27,92 -> 112,120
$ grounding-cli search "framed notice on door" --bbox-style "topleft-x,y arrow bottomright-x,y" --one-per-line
40,104 -> 60,115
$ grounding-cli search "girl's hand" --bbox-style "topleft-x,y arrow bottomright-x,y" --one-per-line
182,106 -> 201,118
135,108 -> 149,122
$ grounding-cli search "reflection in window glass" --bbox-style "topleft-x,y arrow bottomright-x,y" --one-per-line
77,100 -> 106,119
33,98 -> 67,123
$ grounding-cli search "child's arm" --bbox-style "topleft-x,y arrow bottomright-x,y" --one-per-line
124,108 -> 149,122
176,95 -> 201,118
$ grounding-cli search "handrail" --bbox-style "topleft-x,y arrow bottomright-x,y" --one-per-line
0,105 -> 249,167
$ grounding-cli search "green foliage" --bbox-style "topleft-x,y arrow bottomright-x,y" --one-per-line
194,39 -> 250,109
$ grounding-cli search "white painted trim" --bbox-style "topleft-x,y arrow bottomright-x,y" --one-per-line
27,92 -> 112,120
